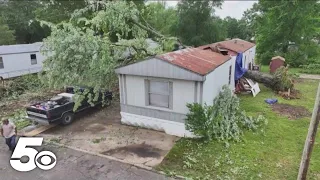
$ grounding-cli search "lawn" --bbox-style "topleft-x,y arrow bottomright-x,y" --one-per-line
260,65 -> 302,75
158,79 -> 320,179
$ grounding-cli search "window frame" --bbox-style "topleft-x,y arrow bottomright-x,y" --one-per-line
145,79 -> 173,109
0,57 -> 3,69
30,54 -> 37,65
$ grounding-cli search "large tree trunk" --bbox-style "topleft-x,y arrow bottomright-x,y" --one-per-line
244,70 -> 293,92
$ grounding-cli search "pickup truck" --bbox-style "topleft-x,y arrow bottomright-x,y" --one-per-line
26,87 -> 112,125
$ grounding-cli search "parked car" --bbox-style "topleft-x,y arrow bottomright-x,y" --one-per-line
26,86 -> 112,125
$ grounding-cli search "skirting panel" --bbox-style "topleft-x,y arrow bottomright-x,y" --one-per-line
120,112 -> 195,137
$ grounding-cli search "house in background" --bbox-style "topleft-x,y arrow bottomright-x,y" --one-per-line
115,47 -> 236,137
0,42 -> 45,79
198,38 -> 256,70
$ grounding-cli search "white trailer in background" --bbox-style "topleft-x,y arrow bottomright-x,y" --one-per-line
0,42 -> 45,79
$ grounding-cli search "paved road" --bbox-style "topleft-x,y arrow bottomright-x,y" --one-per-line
299,74 -> 320,80
0,140 -> 171,180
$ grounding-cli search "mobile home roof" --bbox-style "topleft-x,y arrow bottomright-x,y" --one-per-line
0,42 -> 43,55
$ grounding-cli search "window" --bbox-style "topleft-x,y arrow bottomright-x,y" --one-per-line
146,80 -> 172,108
228,65 -> 232,85
30,54 -> 37,65
0,57 -> 3,69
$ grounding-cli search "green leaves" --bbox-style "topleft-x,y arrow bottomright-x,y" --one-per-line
255,0 -> 320,66
0,17 -> 15,45
185,86 -> 267,141
40,1 -> 178,109
176,0 -> 224,46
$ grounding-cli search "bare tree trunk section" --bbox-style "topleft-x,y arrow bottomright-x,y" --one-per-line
297,83 -> 320,180
243,70 -> 277,90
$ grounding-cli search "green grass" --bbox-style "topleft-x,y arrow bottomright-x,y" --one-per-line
260,65 -> 302,74
158,79 -> 320,179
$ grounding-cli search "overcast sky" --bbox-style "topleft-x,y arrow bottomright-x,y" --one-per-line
164,1 -> 257,19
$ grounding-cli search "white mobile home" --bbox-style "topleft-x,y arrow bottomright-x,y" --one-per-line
115,48 -> 236,137
0,42 -> 45,79
198,38 -> 256,70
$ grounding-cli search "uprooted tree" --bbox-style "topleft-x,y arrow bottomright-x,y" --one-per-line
244,66 -> 294,92
40,1 -> 179,108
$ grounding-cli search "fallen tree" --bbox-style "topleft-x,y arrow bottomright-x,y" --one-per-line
244,66 -> 294,92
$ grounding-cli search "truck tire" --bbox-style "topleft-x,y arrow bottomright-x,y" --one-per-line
61,112 -> 74,125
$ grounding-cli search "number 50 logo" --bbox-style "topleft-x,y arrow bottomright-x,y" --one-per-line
10,137 -> 57,172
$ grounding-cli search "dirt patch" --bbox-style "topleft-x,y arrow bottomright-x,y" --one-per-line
272,103 -> 311,119
101,143 -> 163,158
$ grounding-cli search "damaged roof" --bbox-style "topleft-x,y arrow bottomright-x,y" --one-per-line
198,38 -> 255,54
157,48 -> 231,75
115,47 -> 232,81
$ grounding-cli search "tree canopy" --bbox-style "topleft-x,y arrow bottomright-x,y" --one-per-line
255,0 -> 320,66
176,0 -> 223,46
0,17 -> 15,45
142,2 -> 178,37
0,0 -> 50,43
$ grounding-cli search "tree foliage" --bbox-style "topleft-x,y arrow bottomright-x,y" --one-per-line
176,0 -> 224,46
0,0 -> 50,43
142,2 -> 178,36
40,1 -> 174,106
221,17 -> 252,40
0,17 -> 15,45
34,0 -> 87,23
255,0 -> 320,66
185,86 -> 267,141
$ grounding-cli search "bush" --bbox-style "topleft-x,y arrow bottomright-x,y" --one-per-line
300,64 -> 320,74
185,86 -> 267,141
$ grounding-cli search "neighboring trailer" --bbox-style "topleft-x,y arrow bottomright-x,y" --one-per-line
0,42 -> 44,79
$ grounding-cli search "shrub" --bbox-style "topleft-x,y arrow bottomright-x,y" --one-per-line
185,86 -> 267,141
300,64 -> 320,74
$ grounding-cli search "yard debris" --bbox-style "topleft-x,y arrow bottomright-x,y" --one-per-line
271,103 -> 311,120
278,89 -> 301,99
235,77 -> 261,97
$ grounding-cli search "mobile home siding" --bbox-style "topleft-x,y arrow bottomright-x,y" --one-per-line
242,46 -> 256,69
123,75 -> 195,115
0,52 -> 45,79
202,57 -> 236,106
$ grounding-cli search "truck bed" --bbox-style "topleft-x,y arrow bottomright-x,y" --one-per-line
26,89 -> 112,125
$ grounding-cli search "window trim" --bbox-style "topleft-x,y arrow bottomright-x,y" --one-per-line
30,54 -> 37,65
0,57 -> 3,69
145,78 -> 173,109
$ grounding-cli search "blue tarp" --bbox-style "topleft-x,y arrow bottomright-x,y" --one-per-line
265,98 -> 278,104
234,52 -> 247,81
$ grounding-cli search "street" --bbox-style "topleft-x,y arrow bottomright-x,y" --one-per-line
0,140 -> 171,180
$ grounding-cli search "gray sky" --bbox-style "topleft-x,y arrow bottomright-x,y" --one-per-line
164,1 -> 256,19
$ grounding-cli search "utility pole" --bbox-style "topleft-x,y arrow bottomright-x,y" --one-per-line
298,83 -> 320,180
